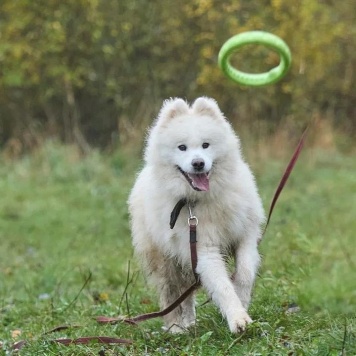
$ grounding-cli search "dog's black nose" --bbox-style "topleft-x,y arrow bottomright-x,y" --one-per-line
192,158 -> 205,171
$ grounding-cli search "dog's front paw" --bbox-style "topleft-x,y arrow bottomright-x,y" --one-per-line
227,309 -> 252,333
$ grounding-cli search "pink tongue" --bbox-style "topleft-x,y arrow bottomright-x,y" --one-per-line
190,173 -> 209,191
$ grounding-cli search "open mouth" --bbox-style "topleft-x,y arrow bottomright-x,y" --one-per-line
177,167 -> 210,191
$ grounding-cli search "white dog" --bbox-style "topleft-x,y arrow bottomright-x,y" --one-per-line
128,97 -> 265,333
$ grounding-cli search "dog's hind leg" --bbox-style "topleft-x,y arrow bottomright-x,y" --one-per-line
233,237 -> 260,309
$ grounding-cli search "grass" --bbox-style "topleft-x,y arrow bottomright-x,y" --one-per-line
0,141 -> 355,355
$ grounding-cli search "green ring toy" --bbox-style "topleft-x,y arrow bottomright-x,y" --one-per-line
218,31 -> 292,86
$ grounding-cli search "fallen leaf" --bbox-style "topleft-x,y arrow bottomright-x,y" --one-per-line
11,329 -> 22,339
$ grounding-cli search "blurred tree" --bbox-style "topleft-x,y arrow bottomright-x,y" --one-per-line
0,0 -> 355,152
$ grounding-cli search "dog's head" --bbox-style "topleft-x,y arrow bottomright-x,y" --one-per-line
145,97 -> 241,192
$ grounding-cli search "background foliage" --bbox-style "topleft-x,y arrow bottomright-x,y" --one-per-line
0,0 -> 355,152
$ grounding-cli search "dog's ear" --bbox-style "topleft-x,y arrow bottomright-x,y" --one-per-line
192,97 -> 223,119
159,98 -> 189,121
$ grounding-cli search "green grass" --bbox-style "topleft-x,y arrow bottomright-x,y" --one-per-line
0,142 -> 355,355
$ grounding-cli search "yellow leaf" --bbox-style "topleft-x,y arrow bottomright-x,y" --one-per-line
11,330 -> 22,339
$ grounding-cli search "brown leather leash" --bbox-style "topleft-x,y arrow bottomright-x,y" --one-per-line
11,127 -> 307,351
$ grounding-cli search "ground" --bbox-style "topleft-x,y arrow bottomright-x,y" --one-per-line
0,142 -> 355,355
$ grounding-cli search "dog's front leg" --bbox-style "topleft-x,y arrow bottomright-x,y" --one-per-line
196,246 -> 252,333
152,257 -> 196,333
233,238 -> 260,309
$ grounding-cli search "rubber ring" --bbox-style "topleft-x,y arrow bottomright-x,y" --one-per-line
218,31 -> 292,86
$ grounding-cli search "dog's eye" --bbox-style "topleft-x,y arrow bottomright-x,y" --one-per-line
202,142 -> 210,149
178,144 -> 187,151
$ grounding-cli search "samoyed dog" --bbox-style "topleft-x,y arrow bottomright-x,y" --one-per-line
128,97 -> 265,333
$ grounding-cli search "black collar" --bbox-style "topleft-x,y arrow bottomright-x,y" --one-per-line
170,198 -> 187,229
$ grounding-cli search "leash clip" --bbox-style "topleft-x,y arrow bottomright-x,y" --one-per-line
188,205 -> 198,226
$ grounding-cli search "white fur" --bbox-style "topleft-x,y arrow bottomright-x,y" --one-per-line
128,97 -> 265,333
